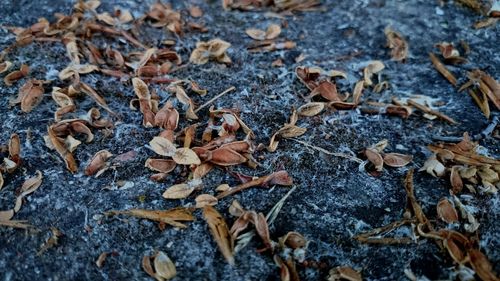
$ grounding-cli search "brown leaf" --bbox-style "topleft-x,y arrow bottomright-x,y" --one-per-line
279,232 -> 307,249
4,64 -> 29,86
195,194 -> 218,208
106,207 -> 194,228
145,158 -> 176,174
383,153 -> 412,167
266,170 -> 294,186
8,133 -> 21,165
450,166 -> 464,194
0,171 -> 4,191
384,27 -> 408,62
203,206 -> 234,265
85,150 -> 112,176
363,60 -> 385,86
209,147 -> 247,166
436,198 -> 459,223
47,125 -> 78,173
189,38 -> 231,65
365,148 -> 384,171
154,101 -> 179,130
309,80 -> 341,101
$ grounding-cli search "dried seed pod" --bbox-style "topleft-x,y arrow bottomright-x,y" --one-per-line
85,150 -> 113,176
436,198 -> 459,223
162,183 -> 195,199
450,166 -> 464,194
209,147 -> 247,166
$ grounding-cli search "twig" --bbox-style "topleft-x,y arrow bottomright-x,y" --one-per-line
290,138 -> 363,163
407,99 -> 458,124
195,86 -> 236,113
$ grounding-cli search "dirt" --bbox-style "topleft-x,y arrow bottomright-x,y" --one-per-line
0,0 -> 499,280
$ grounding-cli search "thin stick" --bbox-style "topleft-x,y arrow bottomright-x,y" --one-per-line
290,138 -> 363,163
195,86 -> 236,113
407,99 -> 458,124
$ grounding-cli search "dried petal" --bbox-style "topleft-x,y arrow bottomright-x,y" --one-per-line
365,148 -> 384,171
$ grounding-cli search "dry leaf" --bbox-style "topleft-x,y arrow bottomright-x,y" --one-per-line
85,150 -> 112,176
150,136 -> 177,157
106,208 -> 194,228
383,153 -> 412,167
14,170 -> 43,213
195,194 -> 218,208
189,38 -> 231,65
9,133 -> 21,165
246,24 -> 281,40
365,148 -> 384,171
154,251 -> 177,280
145,159 -> 176,173
384,27 -> 408,62
450,166 -> 464,194
203,205 -> 234,265
363,60 -> 385,87
4,64 -> 29,86
162,183 -> 195,199
173,148 -> 201,165
437,198 -> 459,223
298,102 -> 325,116
209,147 -> 247,166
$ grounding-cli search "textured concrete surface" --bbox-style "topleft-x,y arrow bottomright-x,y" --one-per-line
0,0 -> 498,280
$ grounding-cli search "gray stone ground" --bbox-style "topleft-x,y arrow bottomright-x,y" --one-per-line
0,0 -> 499,280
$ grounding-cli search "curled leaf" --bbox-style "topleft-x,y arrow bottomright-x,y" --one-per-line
85,150 -> 112,176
